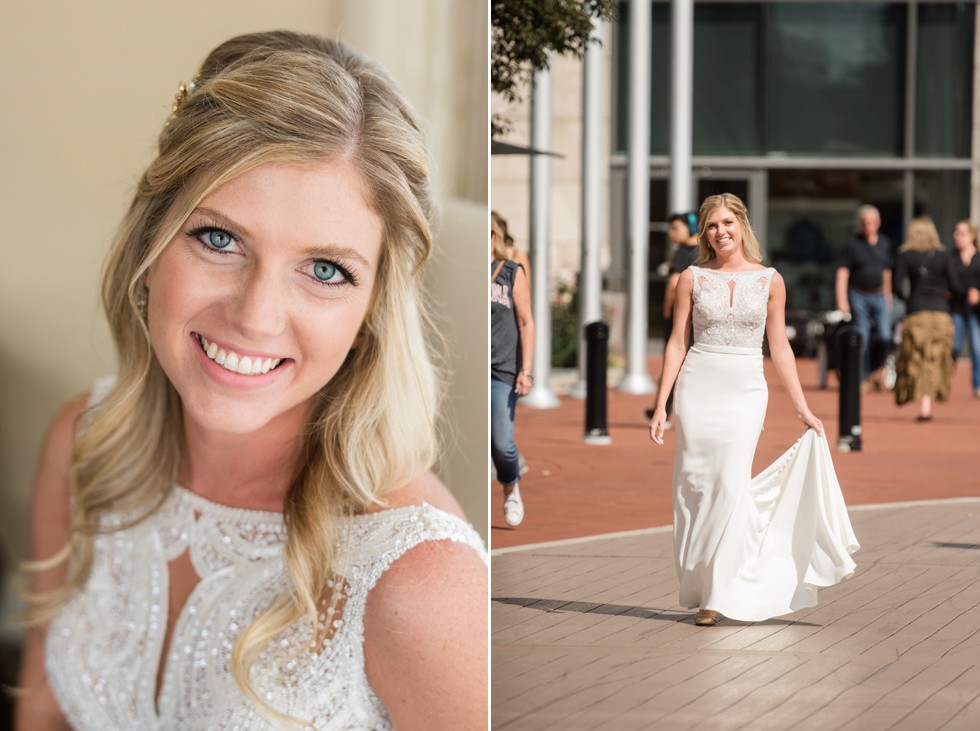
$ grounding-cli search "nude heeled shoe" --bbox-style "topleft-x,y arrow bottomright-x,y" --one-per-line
694,609 -> 719,626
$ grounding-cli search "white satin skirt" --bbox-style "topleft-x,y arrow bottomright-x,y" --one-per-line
672,343 -> 859,621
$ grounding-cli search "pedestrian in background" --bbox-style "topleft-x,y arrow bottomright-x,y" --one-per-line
491,212 -> 535,527
646,211 -> 699,423
893,216 -> 964,421
836,204 -> 893,390
492,209 -> 531,283
949,219 -> 980,398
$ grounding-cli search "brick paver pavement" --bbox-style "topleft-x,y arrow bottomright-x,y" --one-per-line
492,499 -> 980,730
491,358 -> 980,550
491,356 -> 980,730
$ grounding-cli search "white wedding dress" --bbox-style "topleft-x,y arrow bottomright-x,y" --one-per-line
45,443 -> 487,729
671,266 -> 858,621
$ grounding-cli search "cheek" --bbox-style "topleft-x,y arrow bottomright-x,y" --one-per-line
147,268 -> 208,332
302,297 -> 374,368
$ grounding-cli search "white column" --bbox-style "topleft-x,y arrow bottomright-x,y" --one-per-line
524,63 -> 560,408
619,0 -> 655,394
669,0 -> 694,214
571,18 -> 606,399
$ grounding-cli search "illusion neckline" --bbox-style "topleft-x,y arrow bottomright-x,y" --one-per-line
172,484 -> 437,525
694,265 -> 771,275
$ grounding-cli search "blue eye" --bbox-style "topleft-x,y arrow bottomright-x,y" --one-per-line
204,230 -> 233,250
313,260 -> 340,282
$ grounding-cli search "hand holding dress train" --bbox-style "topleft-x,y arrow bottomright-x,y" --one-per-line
669,266 -> 859,621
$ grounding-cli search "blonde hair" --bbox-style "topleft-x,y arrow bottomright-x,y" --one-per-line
25,31 -> 440,726
491,210 -> 509,260
696,193 -> 763,265
899,215 -> 944,253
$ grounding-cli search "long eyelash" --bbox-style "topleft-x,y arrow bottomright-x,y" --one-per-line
184,222 -> 238,256
312,259 -> 359,288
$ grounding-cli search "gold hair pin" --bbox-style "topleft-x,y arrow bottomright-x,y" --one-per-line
167,72 -> 202,125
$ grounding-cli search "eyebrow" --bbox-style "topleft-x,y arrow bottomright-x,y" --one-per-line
299,244 -> 373,270
191,206 -> 373,269
192,207 -> 253,239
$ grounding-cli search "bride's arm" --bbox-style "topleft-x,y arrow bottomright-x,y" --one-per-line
649,269 -> 694,444
766,272 -> 824,435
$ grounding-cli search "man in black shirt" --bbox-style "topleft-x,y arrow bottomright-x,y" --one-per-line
835,204 -> 893,387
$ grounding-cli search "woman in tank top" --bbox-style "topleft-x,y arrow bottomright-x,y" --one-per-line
490,212 -> 535,528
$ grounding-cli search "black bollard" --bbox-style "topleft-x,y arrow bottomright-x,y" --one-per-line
583,321 -> 611,445
837,324 -> 863,451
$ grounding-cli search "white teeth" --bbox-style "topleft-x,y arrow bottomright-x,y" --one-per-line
197,335 -> 282,376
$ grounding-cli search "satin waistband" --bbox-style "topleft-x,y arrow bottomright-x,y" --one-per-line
691,342 -> 762,357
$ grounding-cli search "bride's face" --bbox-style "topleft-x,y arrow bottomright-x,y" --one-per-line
145,158 -> 383,438
705,206 -> 742,258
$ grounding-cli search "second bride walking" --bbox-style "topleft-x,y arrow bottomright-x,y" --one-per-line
649,193 -> 859,627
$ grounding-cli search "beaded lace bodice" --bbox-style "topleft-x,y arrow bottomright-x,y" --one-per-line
691,266 -> 775,350
45,488 -> 487,730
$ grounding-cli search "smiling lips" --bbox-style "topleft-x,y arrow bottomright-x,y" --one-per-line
196,334 -> 283,375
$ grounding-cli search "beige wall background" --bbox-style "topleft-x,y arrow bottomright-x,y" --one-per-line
0,0 -> 488,617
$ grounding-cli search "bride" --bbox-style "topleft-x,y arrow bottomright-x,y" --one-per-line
649,193 -> 858,627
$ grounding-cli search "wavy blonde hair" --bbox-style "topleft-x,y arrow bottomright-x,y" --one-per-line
491,210 -> 509,260
25,31 -> 441,726
696,192 -> 764,265
899,216 -> 944,253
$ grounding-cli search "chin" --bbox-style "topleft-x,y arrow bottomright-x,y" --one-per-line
180,390 -> 311,438
185,404 -> 278,436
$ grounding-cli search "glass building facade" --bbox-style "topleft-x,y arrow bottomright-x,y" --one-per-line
610,1 -> 975,320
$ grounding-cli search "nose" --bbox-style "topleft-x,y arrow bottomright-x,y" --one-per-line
229,263 -> 287,341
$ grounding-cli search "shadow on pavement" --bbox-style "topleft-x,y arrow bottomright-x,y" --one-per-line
492,597 -> 819,626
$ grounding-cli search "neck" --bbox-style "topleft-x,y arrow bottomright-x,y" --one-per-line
712,249 -> 749,270
178,405 -> 308,512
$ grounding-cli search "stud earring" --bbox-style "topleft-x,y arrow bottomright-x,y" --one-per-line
135,287 -> 148,318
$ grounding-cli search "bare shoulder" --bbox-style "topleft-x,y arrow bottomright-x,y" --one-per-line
37,392 -> 91,484
29,391 -> 90,583
677,267 -> 695,287
362,474 -> 487,728
371,469 -> 467,520
769,269 -> 786,291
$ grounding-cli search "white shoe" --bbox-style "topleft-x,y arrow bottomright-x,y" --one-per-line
503,487 -> 524,527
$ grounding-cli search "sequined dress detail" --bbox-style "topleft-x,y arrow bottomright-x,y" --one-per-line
671,266 -> 858,621
690,266 -> 773,349
45,489 -> 487,729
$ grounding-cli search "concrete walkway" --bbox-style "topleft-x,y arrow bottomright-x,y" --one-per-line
492,356 -> 980,729
492,498 -> 980,730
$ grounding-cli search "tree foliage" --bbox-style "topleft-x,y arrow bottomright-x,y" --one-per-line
492,0 -> 617,137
